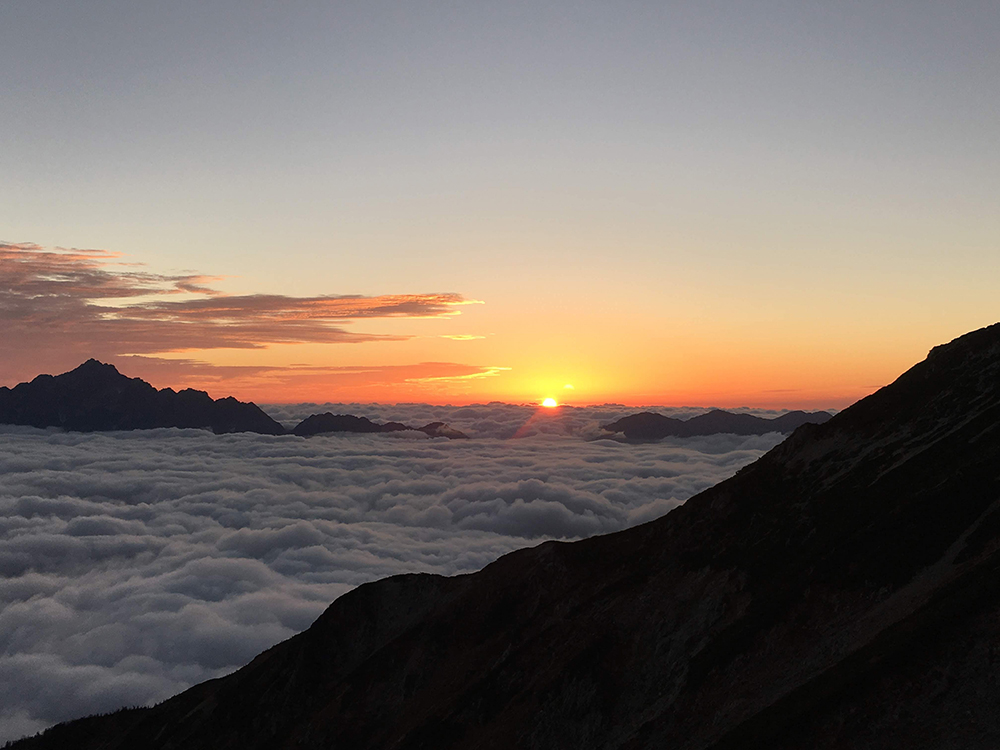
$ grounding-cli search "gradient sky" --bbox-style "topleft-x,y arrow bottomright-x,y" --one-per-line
2,1 -> 998,407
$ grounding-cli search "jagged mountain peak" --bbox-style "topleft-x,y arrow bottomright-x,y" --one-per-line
0,361 -> 284,435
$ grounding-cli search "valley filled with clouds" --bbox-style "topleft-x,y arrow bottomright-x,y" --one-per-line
0,405 -> 786,742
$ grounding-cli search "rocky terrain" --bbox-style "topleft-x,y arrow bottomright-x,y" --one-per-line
9,322 -> 1000,748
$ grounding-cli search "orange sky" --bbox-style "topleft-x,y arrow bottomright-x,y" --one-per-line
2,242 -> 996,409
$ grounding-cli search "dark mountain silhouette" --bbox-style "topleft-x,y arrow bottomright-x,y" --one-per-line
0,359 -> 284,435
291,413 -> 411,436
416,421 -> 469,439
0,362 -> 470,440
291,413 -> 469,439
11,322 -> 1000,749
601,408 -> 832,440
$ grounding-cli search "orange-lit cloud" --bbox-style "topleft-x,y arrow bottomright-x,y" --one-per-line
0,243 -> 483,390
404,365 -> 510,384
112,357 -> 510,403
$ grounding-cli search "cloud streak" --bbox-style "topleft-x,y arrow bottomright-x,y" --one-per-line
0,416 -> 785,742
0,243 -> 478,385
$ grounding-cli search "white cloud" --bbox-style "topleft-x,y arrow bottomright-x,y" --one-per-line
0,413 -> 784,742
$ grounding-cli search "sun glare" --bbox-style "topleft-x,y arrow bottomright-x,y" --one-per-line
542,397 -> 558,408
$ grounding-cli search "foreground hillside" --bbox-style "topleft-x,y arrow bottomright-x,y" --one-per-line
12,322 -> 1000,749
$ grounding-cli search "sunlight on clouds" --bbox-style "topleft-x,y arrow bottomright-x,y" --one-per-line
0,243 -> 481,389
403,365 -> 511,384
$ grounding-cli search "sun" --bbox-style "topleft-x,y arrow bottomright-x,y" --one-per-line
541,397 -> 558,408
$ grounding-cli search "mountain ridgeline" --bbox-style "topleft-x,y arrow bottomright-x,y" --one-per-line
0,359 -> 285,435
11,322 -> 1000,749
0,360 -> 829,441
601,408 -> 832,440
0,360 -> 467,438
291,413 -> 469,439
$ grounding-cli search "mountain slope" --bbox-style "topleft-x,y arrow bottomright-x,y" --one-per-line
0,359 -> 285,435
11,323 -> 1000,749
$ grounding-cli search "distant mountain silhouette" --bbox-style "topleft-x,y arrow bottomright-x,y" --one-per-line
416,421 -> 469,439
291,412 -> 468,439
0,359 -> 284,435
13,323 -> 1000,749
601,408 -> 832,440
0,362 -> 472,439
291,413 -> 409,436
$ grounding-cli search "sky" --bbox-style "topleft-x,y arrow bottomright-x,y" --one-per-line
2,1 -> 998,407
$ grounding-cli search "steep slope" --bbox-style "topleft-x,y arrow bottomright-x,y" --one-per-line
12,323 -> 1000,749
0,359 -> 285,435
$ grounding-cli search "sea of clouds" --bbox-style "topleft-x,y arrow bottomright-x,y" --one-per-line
263,400 -> 803,436
0,403 -> 791,742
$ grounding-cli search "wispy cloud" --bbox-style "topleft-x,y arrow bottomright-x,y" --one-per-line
113,359 -> 513,402
0,243 -> 484,389
404,365 -> 511,384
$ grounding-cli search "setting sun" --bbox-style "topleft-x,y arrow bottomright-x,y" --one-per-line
541,398 -> 558,408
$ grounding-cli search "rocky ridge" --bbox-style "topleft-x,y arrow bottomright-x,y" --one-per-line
0,361 -> 468,439
0,359 -> 285,435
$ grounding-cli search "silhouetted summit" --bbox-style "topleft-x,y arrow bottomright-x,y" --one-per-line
292,413 -> 409,436
601,408 -> 831,440
291,412 -> 469,439
13,323 -> 1000,749
0,362 -> 471,440
416,421 -> 469,439
0,360 -> 285,435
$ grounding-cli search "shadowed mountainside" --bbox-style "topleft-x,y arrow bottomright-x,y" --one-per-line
10,322 -> 1000,748
0,359 -> 285,435
601,408 -> 832,440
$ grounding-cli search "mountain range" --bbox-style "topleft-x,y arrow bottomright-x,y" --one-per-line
0,359 -> 285,435
10,323 -> 1000,748
0,360 -> 467,439
0,360 -> 829,442
291,412 -> 469,439
601,408 -> 832,440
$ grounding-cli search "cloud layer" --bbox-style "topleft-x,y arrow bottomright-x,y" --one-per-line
0,417 -> 784,742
